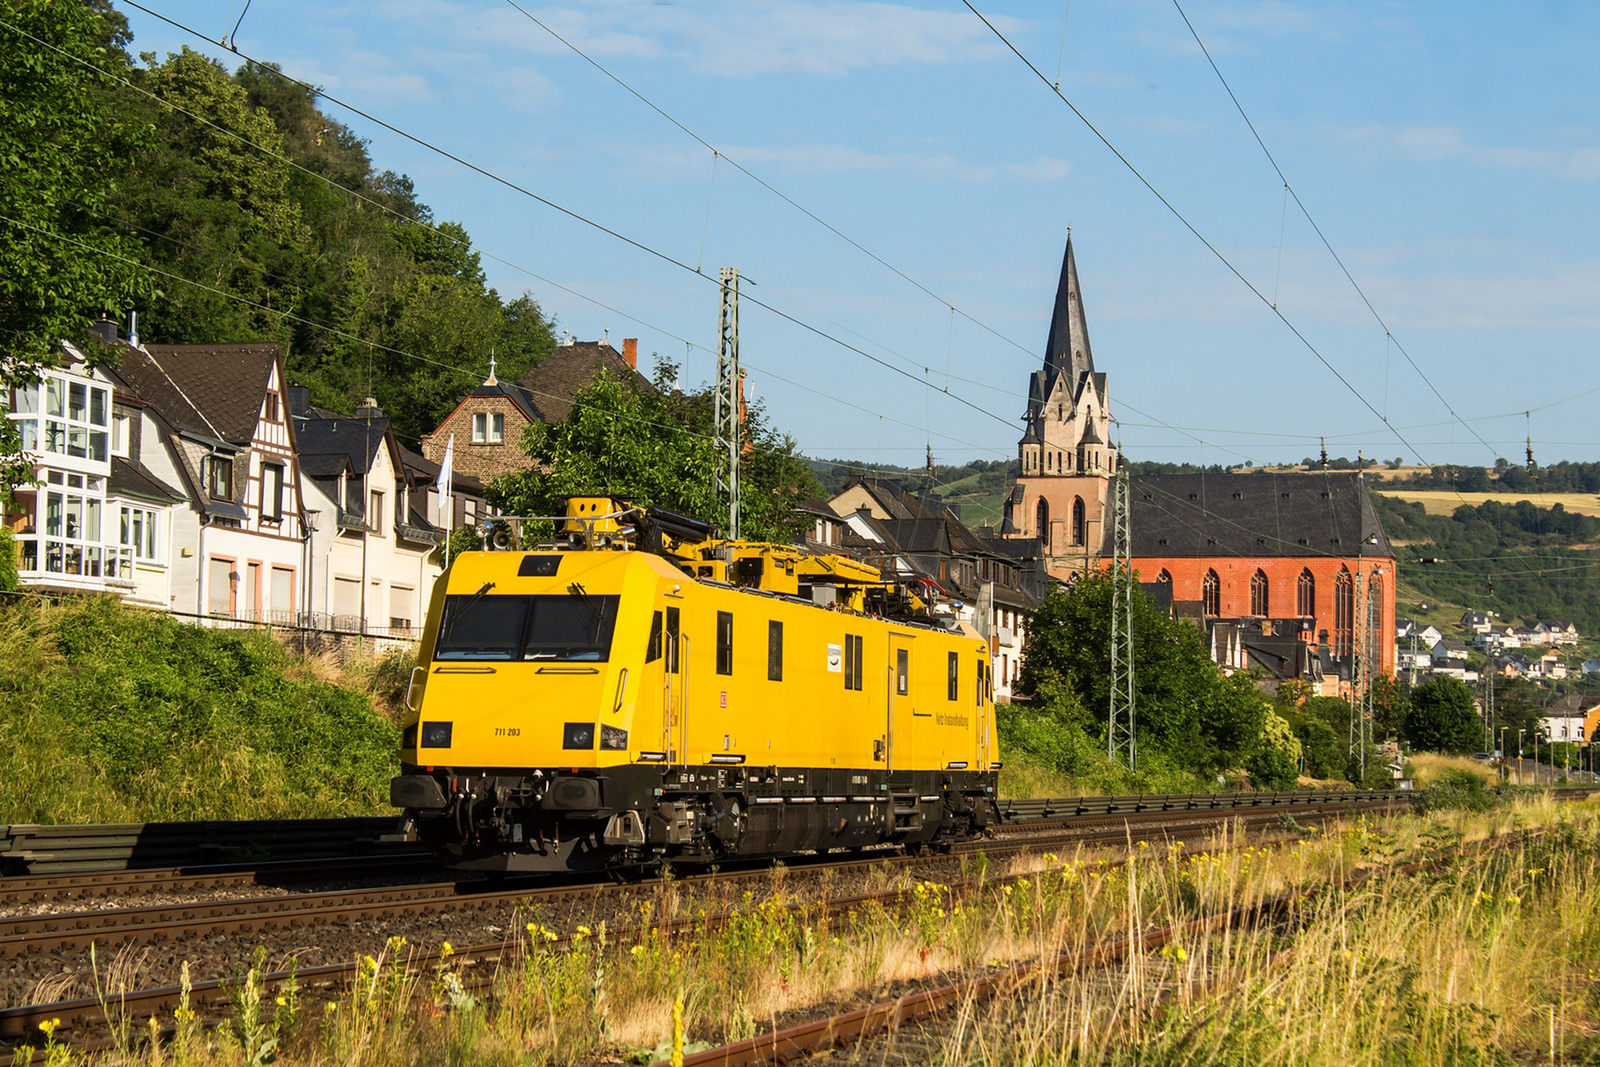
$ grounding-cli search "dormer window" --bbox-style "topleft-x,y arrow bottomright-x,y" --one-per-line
206,455 -> 233,500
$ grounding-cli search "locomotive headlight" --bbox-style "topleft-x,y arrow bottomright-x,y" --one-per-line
475,519 -> 495,538
420,721 -> 453,748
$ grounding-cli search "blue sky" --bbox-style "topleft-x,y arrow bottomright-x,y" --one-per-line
121,1 -> 1600,472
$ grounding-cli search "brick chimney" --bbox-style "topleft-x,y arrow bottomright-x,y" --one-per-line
622,338 -> 638,368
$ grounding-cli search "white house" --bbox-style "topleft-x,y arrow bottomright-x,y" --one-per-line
292,394 -> 448,637
107,342 -> 310,621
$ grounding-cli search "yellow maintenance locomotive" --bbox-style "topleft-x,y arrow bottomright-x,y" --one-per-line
390,497 -> 1001,873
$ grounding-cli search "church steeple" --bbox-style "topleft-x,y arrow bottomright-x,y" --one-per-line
1043,230 -> 1093,391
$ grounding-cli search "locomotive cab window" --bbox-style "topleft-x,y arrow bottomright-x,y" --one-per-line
975,659 -> 986,706
434,593 -> 619,661
896,648 -> 909,696
665,606 -> 680,674
716,610 -> 734,675
768,620 -> 783,681
947,651 -> 959,700
646,610 -> 663,663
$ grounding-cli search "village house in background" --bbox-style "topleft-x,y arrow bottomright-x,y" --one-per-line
420,337 -> 650,484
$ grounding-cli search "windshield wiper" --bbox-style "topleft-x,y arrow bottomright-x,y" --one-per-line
441,581 -> 496,645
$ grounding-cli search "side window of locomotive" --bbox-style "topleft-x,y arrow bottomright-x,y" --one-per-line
646,611 -> 663,663
975,659 -> 986,706
665,607 -> 680,674
896,648 -> 909,696
947,651 -> 959,700
767,620 -> 783,681
716,610 -> 734,675
523,595 -> 620,661
434,595 -> 529,660
843,633 -> 864,691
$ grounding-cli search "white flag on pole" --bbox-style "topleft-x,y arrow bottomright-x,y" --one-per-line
437,433 -> 454,527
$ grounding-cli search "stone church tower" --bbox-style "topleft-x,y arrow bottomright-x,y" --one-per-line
1004,232 -> 1118,577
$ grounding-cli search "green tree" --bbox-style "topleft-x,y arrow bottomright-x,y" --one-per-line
488,362 -> 819,543
1404,676 -> 1484,754
1018,571 -> 1267,775
0,0 -> 152,379
1279,697 -> 1347,779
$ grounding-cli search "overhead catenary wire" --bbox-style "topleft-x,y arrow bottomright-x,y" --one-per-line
113,1 -> 1022,437
960,0 -> 1431,472
1,15 -> 1014,464
1169,0 -> 1507,466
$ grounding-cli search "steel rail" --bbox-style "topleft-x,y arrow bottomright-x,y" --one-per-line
0,801 -> 1372,1051
0,799 -> 1401,959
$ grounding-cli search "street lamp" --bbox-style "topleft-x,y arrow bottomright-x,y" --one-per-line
1517,728 -> 1526,786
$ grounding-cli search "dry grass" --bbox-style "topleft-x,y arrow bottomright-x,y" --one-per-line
1409,751 -> 1496,787
1373,488 -> 1600,516
26,795 -> 1600,1066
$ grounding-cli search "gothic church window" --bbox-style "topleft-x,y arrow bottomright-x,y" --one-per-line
1297,569 -> 1315,617
1036,499 -> 1050,551
1203,570 -> 1220,616
1334,567 -> 1354,657
1251,569 -> 1269,616
1071,497 -> 1085,546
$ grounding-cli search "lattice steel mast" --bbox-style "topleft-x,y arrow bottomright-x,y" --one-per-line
714,267 -> 741,538
1108,455 -> 1135,768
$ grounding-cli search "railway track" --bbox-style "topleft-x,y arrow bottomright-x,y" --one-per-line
0,796 -> 1403,959
0,793 -> 1409,1059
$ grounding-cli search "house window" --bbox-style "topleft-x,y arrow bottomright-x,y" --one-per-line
116,505 -> 158,576
716,611 -> 734,675
38,477 -> 104,577
111,412 -> 130,458
1071,497 -> 1085,546
208,556 -> 235,615
19,375 -> 110,461
472,412 -> 506,444
768,620 -> 783,681
207,456 -> 233,499
1202,570 -> 1220,616
263,392 -> 280,422
1251,569 -> 1269,616
260,463 -> 284,522
369,490 -> 384,535
1297,568 -> 1315,617
271,566 -> 294,620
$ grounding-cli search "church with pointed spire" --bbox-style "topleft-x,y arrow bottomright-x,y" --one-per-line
1006,233 -> 1118,575
1003,231 -> 1398,690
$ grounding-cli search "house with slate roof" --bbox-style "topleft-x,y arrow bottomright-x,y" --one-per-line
420,338 -> 651,485
105,339 -> 310,620
1002,233 -> 1398,686
291,394 -> 453,636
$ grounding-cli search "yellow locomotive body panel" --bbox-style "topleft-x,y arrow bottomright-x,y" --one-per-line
392,502 -> 1001,873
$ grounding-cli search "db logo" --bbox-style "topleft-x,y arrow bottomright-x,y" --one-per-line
720,691 -> 728,708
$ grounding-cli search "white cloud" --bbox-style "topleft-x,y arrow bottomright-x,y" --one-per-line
284,52 -> 435,103
373,1 -> 1019,78
1339,123 -> 1600,180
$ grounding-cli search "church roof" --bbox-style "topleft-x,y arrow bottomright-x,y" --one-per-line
1042,233 -> 1093,399
1114,472 -> 1394,559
